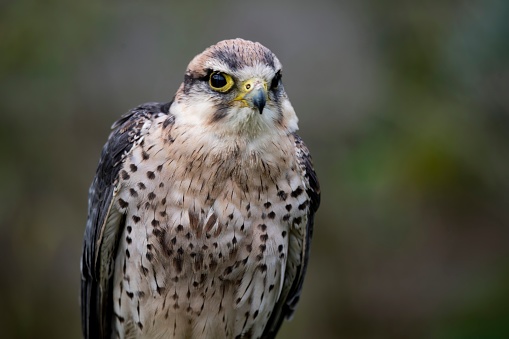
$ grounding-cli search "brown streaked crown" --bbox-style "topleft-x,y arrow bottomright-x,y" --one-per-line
185,38 -> 280,79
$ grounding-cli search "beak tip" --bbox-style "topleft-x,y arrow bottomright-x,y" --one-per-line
252,89 -> 267,114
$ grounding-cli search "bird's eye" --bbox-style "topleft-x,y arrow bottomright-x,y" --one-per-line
209,72 -> 234,92
271,71 -> 282,90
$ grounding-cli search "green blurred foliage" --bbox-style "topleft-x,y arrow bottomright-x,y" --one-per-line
1,0 -> 508,338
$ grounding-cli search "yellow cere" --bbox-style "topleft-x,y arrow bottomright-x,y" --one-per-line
233,78 -> 268,106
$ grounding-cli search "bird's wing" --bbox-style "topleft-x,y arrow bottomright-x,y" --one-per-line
262,133 -> 321,339
80,102 -> 173,339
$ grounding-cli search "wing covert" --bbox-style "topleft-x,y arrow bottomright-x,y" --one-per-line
80,102 -> 172,339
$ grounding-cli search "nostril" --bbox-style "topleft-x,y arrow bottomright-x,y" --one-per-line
245,83 -> 251,90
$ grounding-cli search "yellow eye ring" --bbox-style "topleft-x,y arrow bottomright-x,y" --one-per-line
209,71 -> 234,92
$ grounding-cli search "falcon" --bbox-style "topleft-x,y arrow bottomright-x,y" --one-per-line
81,38 -> 320,339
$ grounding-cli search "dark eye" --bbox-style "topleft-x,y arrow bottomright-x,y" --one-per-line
210,72 -> 226,88
209,71 -> 234,92
271,71 -> 282,90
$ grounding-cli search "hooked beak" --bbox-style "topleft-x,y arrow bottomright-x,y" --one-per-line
250,88 -> 266,114
235,78 -> 268,114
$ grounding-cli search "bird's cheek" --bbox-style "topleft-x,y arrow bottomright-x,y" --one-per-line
232,98 -> 249,108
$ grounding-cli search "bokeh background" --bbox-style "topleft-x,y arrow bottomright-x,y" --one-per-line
1,0 -> 509,338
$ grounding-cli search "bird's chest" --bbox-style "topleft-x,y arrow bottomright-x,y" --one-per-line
111,133 -> 308,337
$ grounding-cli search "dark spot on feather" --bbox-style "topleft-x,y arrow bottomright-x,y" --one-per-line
147,171 -> 155,179
118,199 -> 128,208
148,192 -> 156,200
172,257 -> 184,273
152,227 -> 164,238
291,186 -> 304,197
298,201 -> 309,210
277,190 -> 287,200
141,266 -> 149,275
130,164 -> 137,172
132,215 -> 140,223
121,170 -> 130,180
268,211 -> 276,219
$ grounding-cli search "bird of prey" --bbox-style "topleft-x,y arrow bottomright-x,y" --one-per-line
81,38 -> 320,339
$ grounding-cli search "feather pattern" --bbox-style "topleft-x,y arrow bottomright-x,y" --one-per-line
261,133 -> 320,339
81,102 -> 172,339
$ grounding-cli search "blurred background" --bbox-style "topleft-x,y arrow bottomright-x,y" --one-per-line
1,0 -> 509,338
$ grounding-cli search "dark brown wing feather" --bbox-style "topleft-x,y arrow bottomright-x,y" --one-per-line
262,133 -> 321,339
80,102 -> 172,339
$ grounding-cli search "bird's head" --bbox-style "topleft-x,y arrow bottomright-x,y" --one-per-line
172,39 -> 298,139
